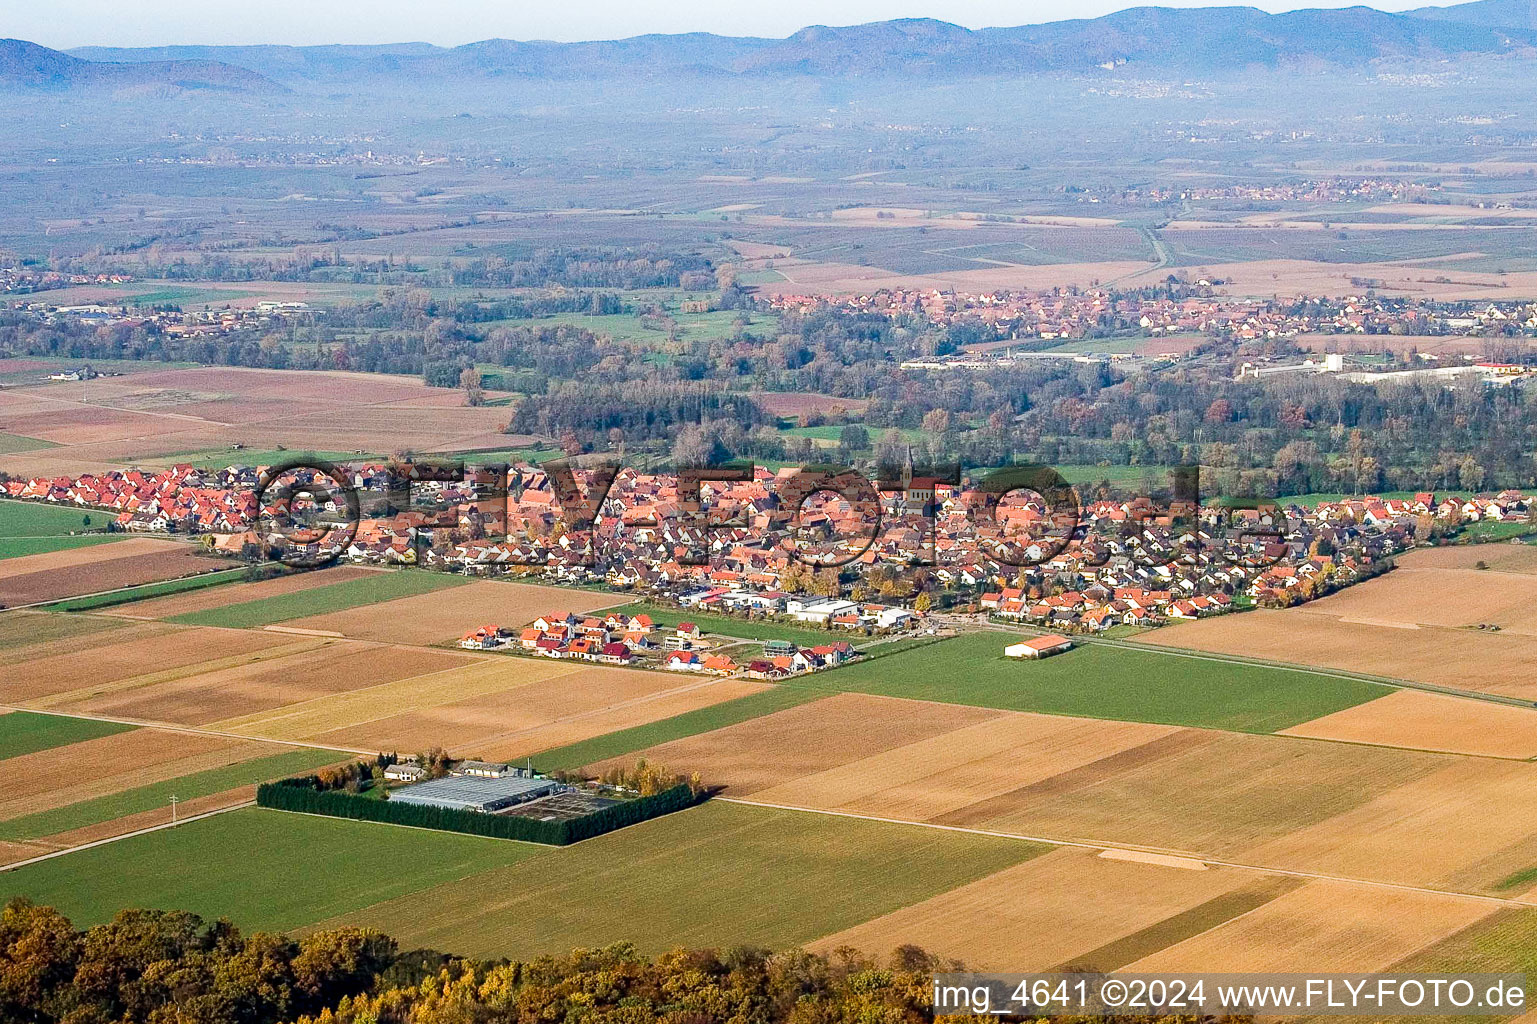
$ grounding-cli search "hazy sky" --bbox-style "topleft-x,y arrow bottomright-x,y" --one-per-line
17,0 -> 1438,49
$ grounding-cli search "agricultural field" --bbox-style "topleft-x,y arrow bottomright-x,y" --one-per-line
110,564 -> 376,619
314,800 -> 1044,958
0,807 -> 543,930
811,631 -> 1391,733
0,538 -> 230,607
1280,689 -> 1537,759
0,743 -> 343,863
0,710 -> 134,761
531,683 -> 824,771
0,609 -> 128,651
0,498 -> 123,560
277,578 -> 623,644
598,689 -> 1537,895
1138,565 -> 1537,703
45,566 -> 250,611
164,568 -> 469,629
263,659 -> 768,757
0,365 -> 520,480
0,498 -> 113,536
809,848 -> 1295,971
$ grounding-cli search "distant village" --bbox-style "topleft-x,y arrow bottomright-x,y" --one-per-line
766,288 -> 1537,353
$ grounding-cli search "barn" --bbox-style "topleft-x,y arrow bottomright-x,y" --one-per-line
1004,634 -> 1074,659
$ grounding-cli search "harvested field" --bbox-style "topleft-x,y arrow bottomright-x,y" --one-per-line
0,727 -> 263,819
1281,689 -> 1537,759
1393,543 -> 1537,574
746,713 -> 1181,822
1139,611 -> 1537,701
640,696 -> 1501,879
0,537 -> 186,581
946,729 -> 1447,859
1294,563 -> 1537,635
807,846 -> 1266,971
0,625 -> 294,704
310,671 -> 770,759
0,611 -> 129,657
1120,256 -> 1537,301
1124,880 -> 1499,972
205,655 -> 580,741
0,545 -> 226,606
0,402 -> 194,445
750,392 -> 870,419
57,641 -> 476,727
112,565 -> 376,619
282,579 -> 624,644
1238,758 -> 1537,892
589,692 -> 1004,796
0,366 -> 525,478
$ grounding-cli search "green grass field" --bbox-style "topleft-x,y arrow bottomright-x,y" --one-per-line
1454,521 -> 1537,543
534,685 -> 826,771
0,747 -> 345,842
0,807 -> 543,932
166,570 -> 470,629
0,534 -> 127,560
47,567 -> 250,612
622,603 -> 848,647
0,712 -> 136,763
319,800 -> 1046,958
0,499 -> 114,537
807,632 -> 1392,733
0,432 -> 56,455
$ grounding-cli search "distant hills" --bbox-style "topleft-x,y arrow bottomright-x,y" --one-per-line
1407,0 -> 1537,30
9,1 -> 1537,94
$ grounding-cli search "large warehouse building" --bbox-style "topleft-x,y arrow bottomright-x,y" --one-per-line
390,775 -> 562,813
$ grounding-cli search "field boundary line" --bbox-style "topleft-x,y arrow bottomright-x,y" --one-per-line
718,797 -> 1537,910
0,800 -> 255,873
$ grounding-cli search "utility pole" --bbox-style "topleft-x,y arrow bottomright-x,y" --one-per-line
170,795 -> 179,824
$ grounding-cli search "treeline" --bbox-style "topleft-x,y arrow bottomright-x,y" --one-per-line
31,247 -> 717,291
255,776 -> 701,845
0,901 -> 406,1024
508,381 -> 772,443
0,900 -> 977,1024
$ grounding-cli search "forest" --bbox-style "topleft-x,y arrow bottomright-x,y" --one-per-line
0,898 -> 1251,1024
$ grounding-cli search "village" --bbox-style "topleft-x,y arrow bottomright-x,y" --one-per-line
5,456 -> 1526,637
766,286 -> 1537,348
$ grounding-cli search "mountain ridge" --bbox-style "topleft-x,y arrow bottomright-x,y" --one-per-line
33,2 -> 1537,90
